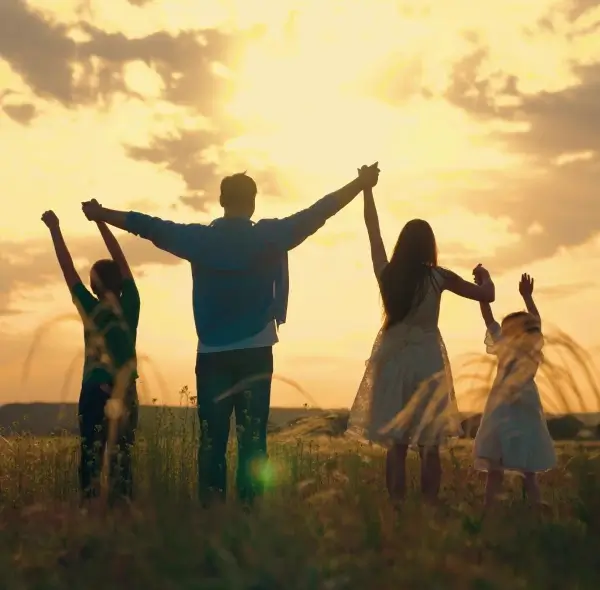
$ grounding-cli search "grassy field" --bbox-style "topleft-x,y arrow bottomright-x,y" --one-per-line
1,408 -> 600,589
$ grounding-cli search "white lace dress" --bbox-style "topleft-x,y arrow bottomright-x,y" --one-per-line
347,268 -> 462,446
473,322 -> 556,473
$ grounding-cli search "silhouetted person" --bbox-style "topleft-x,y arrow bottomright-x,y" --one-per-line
42,208 -> 140,506
82,163 -> 379,507
347,173 -> 495,504
473,272 -> 556,509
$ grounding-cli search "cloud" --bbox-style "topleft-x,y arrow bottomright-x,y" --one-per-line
126,128 -> 224,211
77,25 -> 244,112
535,280 -> 596,299
0,0 -> 77,104
0,233 -> 183,315
0,1 -> 255,212
1,99 -> 36,124
0,0 -> 246,111
564,0 -> 600,23
126,127 -> 287,211
445,46 -> 518,117
438,5 -> 600,271
456,71 -> 600,269
3,0 -> 600,276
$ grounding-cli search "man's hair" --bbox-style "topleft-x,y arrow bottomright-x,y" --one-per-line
90,259 -> 123,298
219,172 -> 257,209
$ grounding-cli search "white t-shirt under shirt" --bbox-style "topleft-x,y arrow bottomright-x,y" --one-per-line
197,320 -> 279,354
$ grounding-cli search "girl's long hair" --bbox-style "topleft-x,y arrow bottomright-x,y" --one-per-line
379,219 -> 438,329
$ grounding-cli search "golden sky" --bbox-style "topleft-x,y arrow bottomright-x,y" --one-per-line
2,0 -> 600,413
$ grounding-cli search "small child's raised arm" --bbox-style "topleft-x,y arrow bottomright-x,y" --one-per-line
478,301 -> 496,328
519,273 -> 540,323
41,211 -> 81,290
90,200 -> 134,281
472,264 -> 496,327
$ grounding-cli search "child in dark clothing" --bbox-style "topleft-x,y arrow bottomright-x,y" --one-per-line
42,207 -> 140,505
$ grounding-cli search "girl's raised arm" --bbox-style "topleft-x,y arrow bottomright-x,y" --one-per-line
519,273 -> 541,325
41,211 -> 81,289
479,301 -> 496,328
363,185 -> 388,279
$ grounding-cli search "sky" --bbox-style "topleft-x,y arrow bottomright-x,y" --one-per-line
2,0 -> 600,414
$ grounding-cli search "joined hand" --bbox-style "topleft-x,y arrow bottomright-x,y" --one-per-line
358,162 -> 380,189
81,198 -> 102,221
472,263 -> 491,285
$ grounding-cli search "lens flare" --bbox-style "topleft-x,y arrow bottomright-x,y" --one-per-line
254,459 -> 278,490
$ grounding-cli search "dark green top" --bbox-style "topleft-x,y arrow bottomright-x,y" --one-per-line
71,279 -> 140,386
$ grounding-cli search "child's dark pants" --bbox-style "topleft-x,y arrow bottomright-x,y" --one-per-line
78,380 -> 138,503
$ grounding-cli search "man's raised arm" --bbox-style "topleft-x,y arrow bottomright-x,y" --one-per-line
81,200 -> 207,262
263,163 -> 380,251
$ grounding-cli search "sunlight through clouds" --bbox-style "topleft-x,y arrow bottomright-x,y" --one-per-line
0,93 -> 193,239
430,209 -> 520,256
25,0 -> 297,36
2,0 -> 600,408
123,61 -> 165,97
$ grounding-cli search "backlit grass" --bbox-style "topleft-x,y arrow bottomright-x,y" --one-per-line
5,321 -> 600,588
1,406 -> 600,589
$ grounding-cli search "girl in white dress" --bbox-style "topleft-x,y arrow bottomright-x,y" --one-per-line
347,173 -> 496,503
473,271 -> 556,508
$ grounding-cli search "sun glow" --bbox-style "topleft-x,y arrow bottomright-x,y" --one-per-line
224,1 -> 520,196
224,3 -> 417,182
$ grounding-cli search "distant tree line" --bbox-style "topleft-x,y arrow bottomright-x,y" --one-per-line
0,403 -> 598,441
460,413 -> 596,441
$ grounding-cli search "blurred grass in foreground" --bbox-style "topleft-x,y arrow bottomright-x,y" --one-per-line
3,320 -> 600,587
1,405 -> 600,589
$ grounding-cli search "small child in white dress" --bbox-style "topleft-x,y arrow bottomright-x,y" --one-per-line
347,171 -> 496,504
473,271 -> 556,508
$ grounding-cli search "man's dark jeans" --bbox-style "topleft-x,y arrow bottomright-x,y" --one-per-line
78,381 -> 138,503
195,346 -> 273,506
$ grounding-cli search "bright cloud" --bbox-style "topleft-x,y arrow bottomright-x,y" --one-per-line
2,0 -> 600,409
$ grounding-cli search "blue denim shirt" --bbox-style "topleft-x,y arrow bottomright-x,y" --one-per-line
125,193 -> 342,347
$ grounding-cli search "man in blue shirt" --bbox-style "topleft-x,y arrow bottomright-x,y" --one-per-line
82,162 -> 380,506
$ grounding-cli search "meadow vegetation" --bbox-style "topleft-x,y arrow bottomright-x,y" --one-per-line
1,404 -> 600,589
2,327 -> 600,588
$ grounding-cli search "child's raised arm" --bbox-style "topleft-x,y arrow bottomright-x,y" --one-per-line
519,273 -> 540,324
41,211 -> 81,289
362,180 -> 388,279
479,301 -> 496,328
94,208 -> 134,281
473,265 -> 497,327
